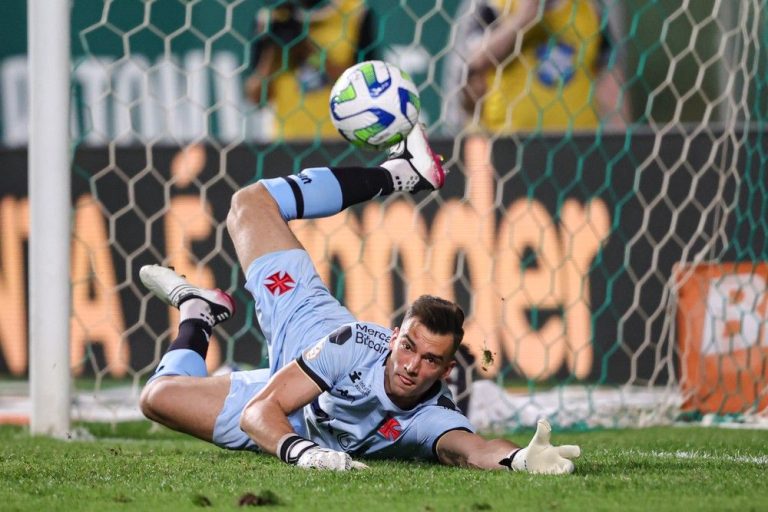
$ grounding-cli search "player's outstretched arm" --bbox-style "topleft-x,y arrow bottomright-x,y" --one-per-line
239,361 -> 367,471
436,420 -> 580,474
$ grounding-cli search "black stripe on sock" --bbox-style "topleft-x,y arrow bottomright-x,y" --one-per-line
168,319 -> 211,359
283,176 -> 304,219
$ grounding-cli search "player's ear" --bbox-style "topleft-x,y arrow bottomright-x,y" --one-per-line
388,327 -> 399,349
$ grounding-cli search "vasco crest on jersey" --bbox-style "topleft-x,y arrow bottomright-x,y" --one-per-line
377,417 -> 403,441
264,270 -> 295,296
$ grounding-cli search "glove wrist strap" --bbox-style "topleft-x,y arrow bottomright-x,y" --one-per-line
277,433 -> 318,465
499,447 -> 525,471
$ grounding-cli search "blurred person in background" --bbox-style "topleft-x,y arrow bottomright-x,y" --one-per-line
443,0 -> 627,134
244,0 -> 378,141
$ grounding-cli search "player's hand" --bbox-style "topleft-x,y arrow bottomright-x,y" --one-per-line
506,419 -> 580,475
296,446 -> 368,471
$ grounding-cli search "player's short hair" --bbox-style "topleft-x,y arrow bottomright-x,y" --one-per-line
403,295 -> 465,354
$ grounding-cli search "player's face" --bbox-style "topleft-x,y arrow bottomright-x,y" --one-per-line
384,318 -> 456,408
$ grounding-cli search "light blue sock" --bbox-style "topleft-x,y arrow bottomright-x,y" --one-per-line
147,349 -> 207,384
261,167 -> 344,220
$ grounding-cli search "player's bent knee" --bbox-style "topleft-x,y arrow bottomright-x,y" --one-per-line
238,403 -> 253,433
238,399 -> 263,435
228,181 -> 299,268
227,182 -> 278,233
139,377 -> 174,422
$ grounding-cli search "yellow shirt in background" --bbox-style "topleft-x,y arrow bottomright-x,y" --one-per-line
270,0 -> 367,141
481,0 -> 601,132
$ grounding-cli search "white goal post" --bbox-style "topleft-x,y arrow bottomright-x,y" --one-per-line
27,0 -> 71,436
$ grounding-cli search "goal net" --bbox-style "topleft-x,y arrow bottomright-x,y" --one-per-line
2,0 -> 767,430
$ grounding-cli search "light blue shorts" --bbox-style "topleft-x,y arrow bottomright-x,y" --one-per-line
212,369 -> 307,451
211,249 -> 356,450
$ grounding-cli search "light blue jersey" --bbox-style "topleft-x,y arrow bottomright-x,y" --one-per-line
297,322 -> 474,459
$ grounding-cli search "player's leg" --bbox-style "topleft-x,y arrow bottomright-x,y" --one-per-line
226,123 -> 446,270
140,375 -> 231,442
138,265 -> 235,442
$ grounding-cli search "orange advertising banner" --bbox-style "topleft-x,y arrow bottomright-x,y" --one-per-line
676,263 -> 768,414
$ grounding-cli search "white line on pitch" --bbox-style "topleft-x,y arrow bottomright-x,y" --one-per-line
626,449 -> 768,465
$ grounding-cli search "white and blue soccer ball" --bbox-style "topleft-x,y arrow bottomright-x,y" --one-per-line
329,60 -> 421,151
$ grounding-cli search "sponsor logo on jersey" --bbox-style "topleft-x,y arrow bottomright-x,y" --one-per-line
264,271 -> 295,295
334,369 -> 370,403
329,325 -> 353,345
377,417 -> 402,441
354,324 -> 390,354
335,383 -> 371,403
355,323 -> 390,342
353,381 -> 371,398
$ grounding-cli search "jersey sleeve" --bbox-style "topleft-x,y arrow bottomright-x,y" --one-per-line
414,400 -> 476,460
296,324 -> 357,392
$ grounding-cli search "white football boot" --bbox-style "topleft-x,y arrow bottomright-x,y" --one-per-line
381,124 -> 446,193
139,265 -> 235,326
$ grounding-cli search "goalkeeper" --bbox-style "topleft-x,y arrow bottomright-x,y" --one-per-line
139,125 -> 580,473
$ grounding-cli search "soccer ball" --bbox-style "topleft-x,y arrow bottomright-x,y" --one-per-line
329,60 -> 421,151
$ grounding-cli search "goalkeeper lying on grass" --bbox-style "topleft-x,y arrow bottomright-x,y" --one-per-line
139,125 -> 580,473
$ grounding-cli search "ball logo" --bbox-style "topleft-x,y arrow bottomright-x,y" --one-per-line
329,60 -> 420,151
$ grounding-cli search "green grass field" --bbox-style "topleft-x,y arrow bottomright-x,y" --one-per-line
1,422 -> 766,511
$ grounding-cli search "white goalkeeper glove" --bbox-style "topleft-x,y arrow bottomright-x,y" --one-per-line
501,419 -> 580,475
297,446 -> 368,471
277,434 -> 368,471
